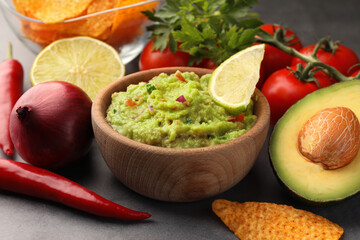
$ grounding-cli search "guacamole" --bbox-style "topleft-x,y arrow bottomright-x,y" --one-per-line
106,71 -> 256,148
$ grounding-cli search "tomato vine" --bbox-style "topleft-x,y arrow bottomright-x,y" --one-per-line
256,31 -> 360,82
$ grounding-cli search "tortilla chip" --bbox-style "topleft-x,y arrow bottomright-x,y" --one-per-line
63,0 -> 117,39
111,0 -> 149,31
107,0 -> 159,47
13,0 -> 25,15
86,0 -> 117,37
26,0 -> 94,23
14,0 -> 159,49
212,199 -> 343,240
21,22 -> 75,47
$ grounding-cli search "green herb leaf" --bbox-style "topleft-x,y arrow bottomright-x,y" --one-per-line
146,84 -> 157,93
185,116 -> 193,124
168,34 -> 177,53
143,0 -> 262,66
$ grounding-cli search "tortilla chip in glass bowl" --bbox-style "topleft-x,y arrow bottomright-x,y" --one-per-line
0,0 -> 161,64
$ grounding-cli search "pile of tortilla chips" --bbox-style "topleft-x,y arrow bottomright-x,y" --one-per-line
13,0 -> 159,49
212,199 -> 344,240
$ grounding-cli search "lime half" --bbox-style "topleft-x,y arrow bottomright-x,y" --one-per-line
209,44 -> 265,115
30,36 -> 125,100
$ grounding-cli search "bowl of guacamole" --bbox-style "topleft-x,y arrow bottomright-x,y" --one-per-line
92,67 -> 270,202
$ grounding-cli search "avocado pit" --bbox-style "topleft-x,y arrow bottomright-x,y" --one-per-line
298,106 -> 360,170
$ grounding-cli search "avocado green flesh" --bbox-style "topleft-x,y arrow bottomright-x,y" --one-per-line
270,80 -> 360,203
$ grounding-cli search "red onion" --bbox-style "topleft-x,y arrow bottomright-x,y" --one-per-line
147,103 -> 154,111
9,81 -> 93,170
176,95 -> 186,103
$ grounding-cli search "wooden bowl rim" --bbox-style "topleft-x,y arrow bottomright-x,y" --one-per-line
91,67 -> 270,155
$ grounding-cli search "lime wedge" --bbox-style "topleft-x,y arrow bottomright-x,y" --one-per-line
209,44 -> 265,115
30,36 -> 125,100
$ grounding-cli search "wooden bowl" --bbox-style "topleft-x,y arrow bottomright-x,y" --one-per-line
91,67 -> 270,202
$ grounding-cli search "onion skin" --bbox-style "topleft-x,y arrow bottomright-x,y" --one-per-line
9,81 -> 93,170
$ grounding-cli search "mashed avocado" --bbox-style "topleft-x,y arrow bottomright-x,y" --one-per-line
106,71 -> 256,148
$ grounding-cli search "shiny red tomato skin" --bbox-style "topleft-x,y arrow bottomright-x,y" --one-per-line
351,69 -> 360,78
291,44 -> 359,76
197,58 -> 217,69
261,67 -> 335,125
257,66 -> 265,89
139,40 -> 218,70
257,24 -> 303,87
139,40 -> 191,70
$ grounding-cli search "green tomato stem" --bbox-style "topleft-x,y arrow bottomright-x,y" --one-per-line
309,37 -> 326,60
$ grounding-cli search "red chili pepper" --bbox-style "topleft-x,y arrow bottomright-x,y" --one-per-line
228,113 -> 245,122
0,158 -> 151,220
175,72 -> 186,82
0,43 -> 23,156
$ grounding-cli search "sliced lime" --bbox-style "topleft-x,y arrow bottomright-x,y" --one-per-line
30,36 -> 125,100
209,44 -> 265,115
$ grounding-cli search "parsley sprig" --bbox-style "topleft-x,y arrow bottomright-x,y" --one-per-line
142,0 -> 263,66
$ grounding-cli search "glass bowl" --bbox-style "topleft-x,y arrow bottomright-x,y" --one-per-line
0,0 -> 160,64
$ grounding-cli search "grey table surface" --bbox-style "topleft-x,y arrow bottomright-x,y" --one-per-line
0,0 -> 359,239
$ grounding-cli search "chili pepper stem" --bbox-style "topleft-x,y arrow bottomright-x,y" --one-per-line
8,42 -> 13,60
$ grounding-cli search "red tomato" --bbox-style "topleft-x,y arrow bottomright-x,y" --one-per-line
139,40 -> 218,70
228,113 -> 245,122
351,69 -> 360,78
125,98 -> 137,107
195,58 -> 217,69
257,66 -> 265,89
256,24 -> 303,88
291,44 -> 359,76
261,67 -> 336,125
139,40 -> 191,70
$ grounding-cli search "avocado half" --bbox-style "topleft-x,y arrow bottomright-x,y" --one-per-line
270,80 -> 360,203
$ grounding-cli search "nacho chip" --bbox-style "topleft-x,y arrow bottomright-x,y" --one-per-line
21,22 -> 75,47
63,0 -> 117,39
26,0 -> 94,23
107,0 -> 159,47
14,0 -> 159,50
212,199 -> 343,240
111,0 -> 150,32
86,0 -> 117,38
13,0 -> 25,15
